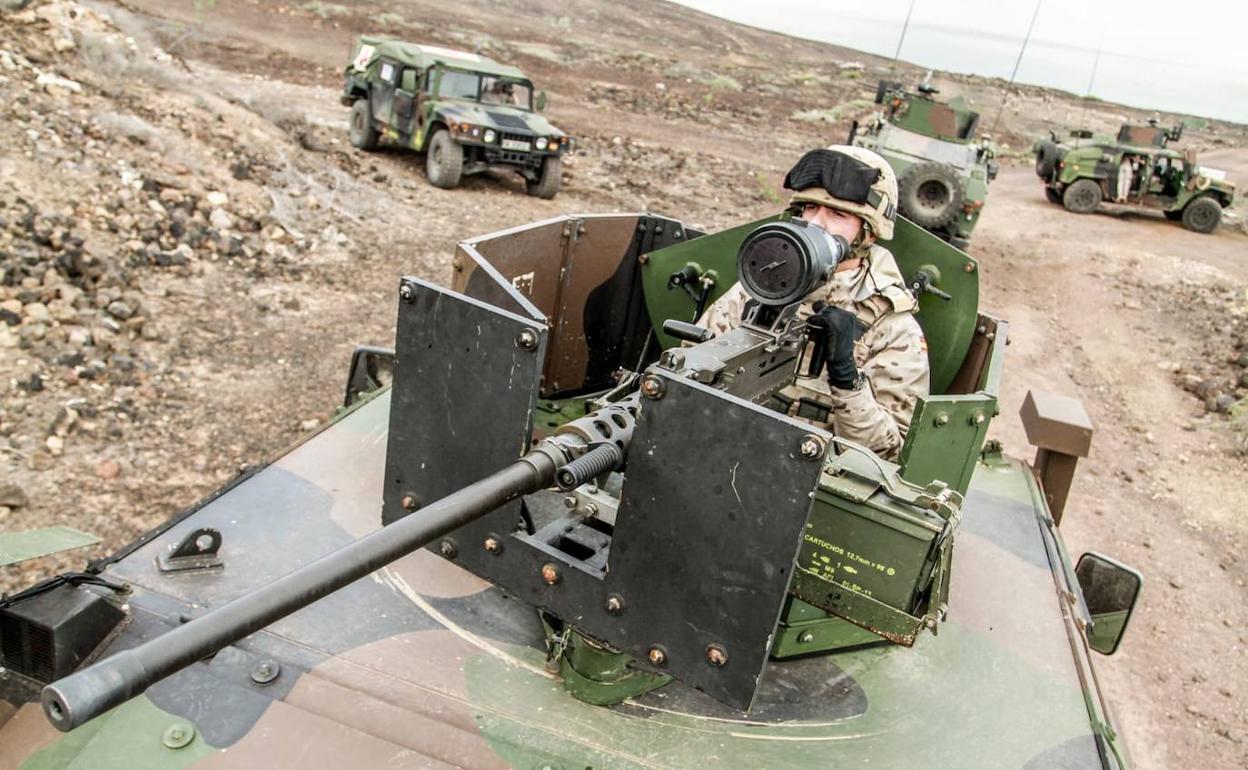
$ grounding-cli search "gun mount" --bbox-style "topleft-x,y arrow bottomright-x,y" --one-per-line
33,212 -> 1000,732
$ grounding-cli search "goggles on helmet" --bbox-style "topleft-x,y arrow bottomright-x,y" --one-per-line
783,149 -> 890,213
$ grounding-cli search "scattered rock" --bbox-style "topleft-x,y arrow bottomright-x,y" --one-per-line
299,418 -> 320,432
35,71 -> 82,95
0,483 -> 28,509
95,458 -> 121,479
209,207 -> 233,231
105,300 -> 134,320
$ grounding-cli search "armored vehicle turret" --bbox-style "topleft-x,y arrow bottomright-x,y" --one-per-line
0,214 -> 1141,769
1034,121 -> 1236,233
851,80 -> 998,250
342,37 -> 571,198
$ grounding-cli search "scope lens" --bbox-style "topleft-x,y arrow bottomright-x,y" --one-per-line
736,221 -> 848,307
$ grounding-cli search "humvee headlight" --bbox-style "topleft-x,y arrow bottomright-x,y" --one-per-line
484,129 -> 496,143
471,127 -> 481,137
535,137 -> 549,151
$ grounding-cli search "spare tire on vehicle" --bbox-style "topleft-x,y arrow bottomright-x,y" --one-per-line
1034,141 -> 1058,178
898,162 -> 965,230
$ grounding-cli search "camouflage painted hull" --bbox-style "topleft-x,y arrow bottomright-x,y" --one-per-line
0,391 -> 1117,769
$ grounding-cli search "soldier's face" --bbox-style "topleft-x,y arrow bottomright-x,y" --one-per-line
800,203 -> 865,244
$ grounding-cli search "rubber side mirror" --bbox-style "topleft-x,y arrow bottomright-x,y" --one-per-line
535,91 -> 547,111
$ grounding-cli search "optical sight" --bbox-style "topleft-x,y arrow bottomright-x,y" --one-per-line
736,220 -> 850,308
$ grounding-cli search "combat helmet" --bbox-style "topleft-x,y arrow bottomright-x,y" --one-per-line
786,145 -> 898,240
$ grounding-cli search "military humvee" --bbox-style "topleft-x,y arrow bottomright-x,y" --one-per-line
851,80 -> 999,250
0,215 -> 1142,769
342,37 -> 571,198
1034,122 -> 1236,233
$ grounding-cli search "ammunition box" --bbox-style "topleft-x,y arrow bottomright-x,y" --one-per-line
776,447 -> 959,655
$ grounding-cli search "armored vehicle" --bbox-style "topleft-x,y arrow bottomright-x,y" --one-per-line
342,37 -> 571,198
1034,122 -> 1236,233
851,80 -> 999,250
0,213 -> 1141,769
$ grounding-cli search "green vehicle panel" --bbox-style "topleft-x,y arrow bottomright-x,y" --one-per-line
342,37 -> 571,198
0,214 -> 1136,769
852,81 -> 999,250
1034,123 -> 1236,233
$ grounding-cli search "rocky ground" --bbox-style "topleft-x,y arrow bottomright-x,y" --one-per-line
1,1 -> 1246,768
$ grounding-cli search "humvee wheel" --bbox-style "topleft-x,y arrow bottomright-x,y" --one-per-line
1181,196 -> 1222,234
898,162 -> 964,229
348,100 -> 378,151
1044,187 -> 1063,204
526,156 -> 561,199
1062,179 -> 1102,214
425,129 -> 463,189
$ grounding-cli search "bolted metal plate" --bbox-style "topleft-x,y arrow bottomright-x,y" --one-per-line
381,278 -> 548,527
601,371 -> 828,709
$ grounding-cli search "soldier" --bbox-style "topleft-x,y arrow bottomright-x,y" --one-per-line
701,146 -> 929,461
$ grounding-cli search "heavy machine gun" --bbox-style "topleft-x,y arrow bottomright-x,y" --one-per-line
35,215 -> 973,730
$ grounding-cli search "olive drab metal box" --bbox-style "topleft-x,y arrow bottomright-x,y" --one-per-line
781,446 -> 959,653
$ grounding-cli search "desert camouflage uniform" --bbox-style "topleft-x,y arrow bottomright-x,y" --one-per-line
700,243 -> 928,461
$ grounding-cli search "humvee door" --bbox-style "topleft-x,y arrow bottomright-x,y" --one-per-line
369,58 -> 399,126
392,66 -> 423,139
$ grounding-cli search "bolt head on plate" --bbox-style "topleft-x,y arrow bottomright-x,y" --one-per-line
640,375 -> 665,400
540,562 -> 560,585
515,328 -> 539,351
647,646 -> 667,666
798,434 -> 826,460
605,595 -> 624,615
705,644 -> 728,667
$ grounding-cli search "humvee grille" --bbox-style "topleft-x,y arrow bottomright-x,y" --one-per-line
501,132 -> 531,148
488,112 -> 530,130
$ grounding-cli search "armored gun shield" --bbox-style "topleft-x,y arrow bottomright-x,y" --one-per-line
382,214 -> 829,710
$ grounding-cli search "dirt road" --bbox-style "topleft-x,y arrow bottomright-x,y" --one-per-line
2,1 -> 1245,767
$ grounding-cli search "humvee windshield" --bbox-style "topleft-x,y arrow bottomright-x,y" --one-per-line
435,68 -> 533,110
481,76 -> 532,109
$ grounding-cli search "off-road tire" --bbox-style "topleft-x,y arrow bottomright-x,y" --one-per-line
348,99 -> 378,151
1062,179 -> 1102,214
1180,196 -> 1222,234
898,162 -> 964,230
1044,187 -> 1063,204
425,129 -> 463,189
1034,142 -> 1058,178
526,156 -> 561,199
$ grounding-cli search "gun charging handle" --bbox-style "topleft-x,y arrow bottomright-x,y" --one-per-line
661,319 -> 713,344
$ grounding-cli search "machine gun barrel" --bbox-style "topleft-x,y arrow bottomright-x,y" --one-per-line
42,446 -> 572,731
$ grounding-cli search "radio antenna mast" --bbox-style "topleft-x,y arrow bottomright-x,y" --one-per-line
991,0 -> 1043,133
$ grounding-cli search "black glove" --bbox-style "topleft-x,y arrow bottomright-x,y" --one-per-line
807,305 -> 861,390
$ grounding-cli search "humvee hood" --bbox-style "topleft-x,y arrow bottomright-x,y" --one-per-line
439,102 -> 564,137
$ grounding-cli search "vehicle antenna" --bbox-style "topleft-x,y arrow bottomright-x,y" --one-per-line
990,0 -> 1043,134
1078,33 -> 1105,127
890,0 -> 917,73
